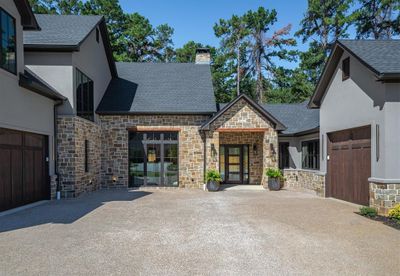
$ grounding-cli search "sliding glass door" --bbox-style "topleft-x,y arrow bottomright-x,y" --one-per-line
129,132 -> 179,187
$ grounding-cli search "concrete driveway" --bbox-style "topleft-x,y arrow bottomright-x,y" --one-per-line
0,189 -> 398,275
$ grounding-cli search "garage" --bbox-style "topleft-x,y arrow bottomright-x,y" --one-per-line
0,128 -> 49,212
327,125 -> 371,206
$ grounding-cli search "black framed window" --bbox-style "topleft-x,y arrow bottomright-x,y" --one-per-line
84,140 -> 89,172
76,69 -> 94,121
279,142 -> 290,169
342,57 -> 350,80
0,8 -> 17,74
302,140 -> 320,170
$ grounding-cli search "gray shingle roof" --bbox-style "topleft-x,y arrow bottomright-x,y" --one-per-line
24,14 -> 102,47
97,62 -> 217,114
263,102 -> 319,135
339,39 -> 400,74
217,100 -> 319,135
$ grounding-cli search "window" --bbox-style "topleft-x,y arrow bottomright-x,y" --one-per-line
302,140 -> 320,170
342,57 -> 350,80
0,8 -> 16,74
96,27 -> 99,43
84,140 -> 89,172
279,142 -> 290,169
76,69 -> 94,121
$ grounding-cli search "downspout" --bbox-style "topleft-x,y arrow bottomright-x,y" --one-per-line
203,131 -> 207,191
54,100 -> 63,200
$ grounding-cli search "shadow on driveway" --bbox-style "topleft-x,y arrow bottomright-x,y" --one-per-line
0,190 -> 151,233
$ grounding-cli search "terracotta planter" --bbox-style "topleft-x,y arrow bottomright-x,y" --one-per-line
207,180 -> 220,191
268,178 -> 281,191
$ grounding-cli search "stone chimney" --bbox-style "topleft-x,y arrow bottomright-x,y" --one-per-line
195,48 -> 211,64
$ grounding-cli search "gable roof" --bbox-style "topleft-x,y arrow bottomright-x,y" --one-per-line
97,62 -> 217,115
201,94 -> 286,131
13,0 -> 40,30
23,14 -> 117,77
310,39 -> 400,108
263,101 -> 319,136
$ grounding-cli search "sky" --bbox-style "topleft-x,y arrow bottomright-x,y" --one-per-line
119,0 -> 309,51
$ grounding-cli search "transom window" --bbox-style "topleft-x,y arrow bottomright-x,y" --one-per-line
302,140 -> 320,170
76,69 -> 94,121
0,8 -> 16,74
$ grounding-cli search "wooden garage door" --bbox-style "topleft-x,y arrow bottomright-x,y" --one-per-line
327,126 -> 371,206
0,128 -> 49,212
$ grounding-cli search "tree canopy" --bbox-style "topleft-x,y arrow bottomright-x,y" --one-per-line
28,0 -> 400,104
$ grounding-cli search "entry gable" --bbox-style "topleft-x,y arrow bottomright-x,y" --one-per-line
200,94 -> 286,131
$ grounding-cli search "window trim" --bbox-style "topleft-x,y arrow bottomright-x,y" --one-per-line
0,7 -> 17,75
342,57 -> 350,81
301,139 -> 320,170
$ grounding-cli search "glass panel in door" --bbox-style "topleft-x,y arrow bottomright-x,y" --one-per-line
129,132 -> 145,187
227,146 -> 242,183
164,144 -> 179,187
146,144 -> 162,186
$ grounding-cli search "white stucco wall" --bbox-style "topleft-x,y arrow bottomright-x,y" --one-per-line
320,51 -> 400,181
0,0 -> 55,174
279,133 -> 319,170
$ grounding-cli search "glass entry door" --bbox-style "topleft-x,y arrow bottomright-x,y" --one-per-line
220,145 -> 249,184
129,132 -> 179,187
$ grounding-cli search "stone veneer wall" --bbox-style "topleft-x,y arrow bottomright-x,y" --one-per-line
207,98 -> 279,185
57,116 -> 101,198
370,182 -> 400,215
283,169 -> 326,197
99,115 -> 209,189
219,132 -> 263,184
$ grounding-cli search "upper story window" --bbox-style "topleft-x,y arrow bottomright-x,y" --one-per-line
76,69 -> 94,121
0,8 -> 17,74
342,57 -> 350,81
302,140 -> 320,170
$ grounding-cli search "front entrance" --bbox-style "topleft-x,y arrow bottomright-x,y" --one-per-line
129,132 -> 179,187
220,145 -> 249,184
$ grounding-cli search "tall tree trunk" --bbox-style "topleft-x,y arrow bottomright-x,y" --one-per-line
256,57 -> 263,103
236,47 -> 240,96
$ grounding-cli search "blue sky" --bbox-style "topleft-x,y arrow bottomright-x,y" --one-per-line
119,0 -> 309,50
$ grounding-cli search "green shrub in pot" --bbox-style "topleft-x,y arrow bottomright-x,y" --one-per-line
265,168 -> 284,191
206,169 -> 222,191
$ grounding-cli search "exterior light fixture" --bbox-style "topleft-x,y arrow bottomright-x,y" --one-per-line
112,176 -> 117,183
253,144 -> 258,155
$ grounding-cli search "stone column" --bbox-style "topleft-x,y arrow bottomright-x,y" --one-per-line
262,129 -> 278,186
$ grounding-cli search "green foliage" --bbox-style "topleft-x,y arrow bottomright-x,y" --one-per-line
354,0 -> 400,39
388,204 -> 400,221
265,168 -> 283,179
359,207 -> 378,218
205,169 -> 222,182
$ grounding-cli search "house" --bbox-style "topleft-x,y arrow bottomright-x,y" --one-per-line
0,0 -> 65,212
309,40 -> 400,214
1,0 -> 398,215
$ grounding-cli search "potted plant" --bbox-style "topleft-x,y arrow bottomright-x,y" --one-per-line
206,169 -> 222,191
265,168 -> 284,191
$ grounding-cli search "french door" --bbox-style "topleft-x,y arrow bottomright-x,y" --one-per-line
219,145 -> 249,184
129,132 -> 179,187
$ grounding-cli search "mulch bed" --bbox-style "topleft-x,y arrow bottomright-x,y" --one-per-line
356,213 -> 400,230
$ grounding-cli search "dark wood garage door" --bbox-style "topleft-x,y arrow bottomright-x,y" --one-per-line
327,126 -> 371,206
0,128 -> 49,212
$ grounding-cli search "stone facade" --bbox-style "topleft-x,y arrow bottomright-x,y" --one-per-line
219,132 -> 263,184
99,115 -> 209,189
370,182 -> 400,215
57,116 -> 101,198
283,169 -> 326,196
206,98 -> 279,186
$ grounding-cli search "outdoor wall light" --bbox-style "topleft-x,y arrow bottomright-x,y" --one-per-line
112,176 -> 117,183
253,144 -> 258,155
211,143 -> 217,157
269,143 -> 276,155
